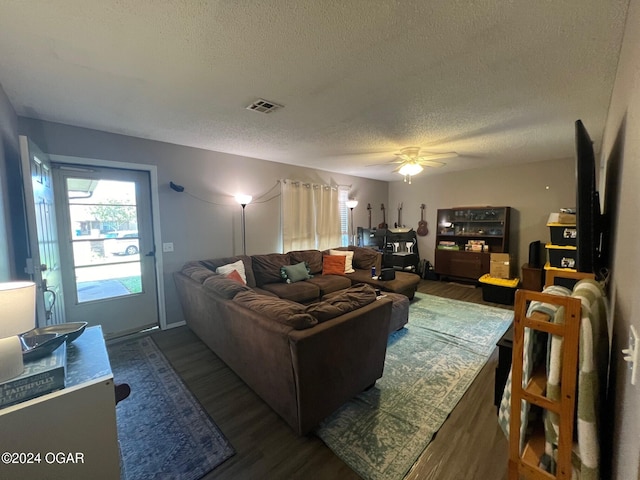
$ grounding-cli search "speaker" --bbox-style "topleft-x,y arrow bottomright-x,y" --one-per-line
379,268 -> 396,281
528,240 -> 542,268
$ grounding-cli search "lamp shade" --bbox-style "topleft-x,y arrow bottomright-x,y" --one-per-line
346,200 -> 358,209
235,194 -> 252,206
0,281 -> 36,337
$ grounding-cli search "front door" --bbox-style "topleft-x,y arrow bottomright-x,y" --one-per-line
53,165 -> 159,337
20,136 -> 65,326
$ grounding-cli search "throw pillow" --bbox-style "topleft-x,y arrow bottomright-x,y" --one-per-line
215,259 -> 247,284
280,261 -> 312,283
328,249 -> 355,273
225,269 -> 245,284
322,255 -> 346,275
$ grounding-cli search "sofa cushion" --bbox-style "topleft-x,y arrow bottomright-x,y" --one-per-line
346,270 -> 420,299
252,253 -> 291,287
306,274 -> 352,296
305,284 -> 377,322
202,274 -> 251,299
233,290 -> 318,330
280,261 -> 312,283
215,259 -> 247,284
182,264 -> 218,284
322,255 -> 346,275
329,249 -> 355,273
261,281 -> 320,303
351,247 -> 380,270
200,256 -> 256,287
289,250 -> 323,275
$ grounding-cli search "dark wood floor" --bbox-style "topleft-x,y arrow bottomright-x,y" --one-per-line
149,279 -> 513,480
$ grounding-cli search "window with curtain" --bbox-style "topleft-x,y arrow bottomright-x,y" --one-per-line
281,180 -> 345,251
338,187 -> 349,247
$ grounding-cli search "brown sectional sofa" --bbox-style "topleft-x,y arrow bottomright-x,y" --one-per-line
174,246 -> 419,435
203,246 -> 419,303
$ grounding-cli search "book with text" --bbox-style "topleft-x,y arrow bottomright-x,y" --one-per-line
0,342 -> 66,409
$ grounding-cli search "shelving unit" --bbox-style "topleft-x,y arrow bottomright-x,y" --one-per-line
544,216 -> 578,289
435,206 -> 510,281
508,270 -> 595,480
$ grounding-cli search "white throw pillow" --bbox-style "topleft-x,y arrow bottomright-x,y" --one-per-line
216,260 -> 247,284
329,249 -> 355,274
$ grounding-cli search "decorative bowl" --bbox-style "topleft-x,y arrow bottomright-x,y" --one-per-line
19,333 -> 67,362
21,321 -> 88,344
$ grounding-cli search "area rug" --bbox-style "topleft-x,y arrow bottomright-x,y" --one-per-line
315,293 -> 513,480
108,336 -> 235,480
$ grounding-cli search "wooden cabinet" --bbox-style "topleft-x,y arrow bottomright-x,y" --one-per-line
435,249 -> 489,279
0,326 -> 120,479
435,206 -> 510,281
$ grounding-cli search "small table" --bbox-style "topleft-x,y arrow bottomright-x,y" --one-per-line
0,326 -> 120,479
521,263 -> 544,291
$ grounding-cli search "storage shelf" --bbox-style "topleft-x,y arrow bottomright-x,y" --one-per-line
435,206 -> 510,281
508,280 -> 585,480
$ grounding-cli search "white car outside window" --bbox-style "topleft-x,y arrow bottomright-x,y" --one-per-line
104,231 -> 139,256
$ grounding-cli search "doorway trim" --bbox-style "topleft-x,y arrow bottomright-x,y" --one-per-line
49,154 -> 168,330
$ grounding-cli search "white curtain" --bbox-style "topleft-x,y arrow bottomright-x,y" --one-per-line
281,180 -> 341,252
314,185 -> 342,251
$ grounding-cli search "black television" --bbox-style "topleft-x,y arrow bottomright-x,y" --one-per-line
574,119 -> 602,275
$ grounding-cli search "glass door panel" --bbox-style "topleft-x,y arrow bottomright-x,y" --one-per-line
66,179 -> 142,303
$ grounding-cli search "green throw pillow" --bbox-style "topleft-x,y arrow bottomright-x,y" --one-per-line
280,261 -> 312,283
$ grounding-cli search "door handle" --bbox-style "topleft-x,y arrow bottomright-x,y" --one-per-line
145,251 -> 155,257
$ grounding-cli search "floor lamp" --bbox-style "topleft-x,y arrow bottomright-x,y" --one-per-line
235,194 -> 252,255
346,199 -> 358,246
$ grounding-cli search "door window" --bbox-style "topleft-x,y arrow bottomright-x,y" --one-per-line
66,178 -> 143,303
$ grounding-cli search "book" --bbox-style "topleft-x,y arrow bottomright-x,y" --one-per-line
0,342 -> 66,408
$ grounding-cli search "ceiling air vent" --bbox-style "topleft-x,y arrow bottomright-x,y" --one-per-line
246,98 -> 283,114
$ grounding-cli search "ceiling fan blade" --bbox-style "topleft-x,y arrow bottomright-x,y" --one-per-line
419,160 -> 446,168
365,159 -> 404,167
419,152 -> 458,161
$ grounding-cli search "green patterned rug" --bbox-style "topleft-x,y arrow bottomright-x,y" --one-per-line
315,293 -> 513,480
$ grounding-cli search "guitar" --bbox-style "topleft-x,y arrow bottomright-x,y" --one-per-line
367,203 -> 372,229
417,203 -> 428,236
378,204 -> 388,229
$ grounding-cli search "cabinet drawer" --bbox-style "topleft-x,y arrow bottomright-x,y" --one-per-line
435,250 -> 490,280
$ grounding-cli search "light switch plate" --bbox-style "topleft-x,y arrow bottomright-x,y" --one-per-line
162,242 -> 174,253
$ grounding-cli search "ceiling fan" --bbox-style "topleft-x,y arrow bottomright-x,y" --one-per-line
372,147 -> 458,184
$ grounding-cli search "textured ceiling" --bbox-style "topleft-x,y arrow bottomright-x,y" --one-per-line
0,1 -> 630,181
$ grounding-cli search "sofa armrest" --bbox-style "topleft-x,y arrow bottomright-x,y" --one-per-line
287,297 -> 392,434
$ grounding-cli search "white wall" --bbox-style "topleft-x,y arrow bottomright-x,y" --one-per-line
17,118 -> 389,326
388,157 -> 576,270
598,0 -> 640,477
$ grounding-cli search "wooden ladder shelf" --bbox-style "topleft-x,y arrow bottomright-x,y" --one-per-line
508,289 -> 582,480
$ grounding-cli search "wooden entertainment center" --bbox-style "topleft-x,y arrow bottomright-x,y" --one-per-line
434,206 -> 511,281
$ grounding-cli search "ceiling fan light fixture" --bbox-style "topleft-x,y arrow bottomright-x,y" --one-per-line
397,162 -> 423,176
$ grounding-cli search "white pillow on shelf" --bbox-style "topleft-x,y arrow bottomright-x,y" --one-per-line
216,259 -> 247,284
328,249 -> 355,274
